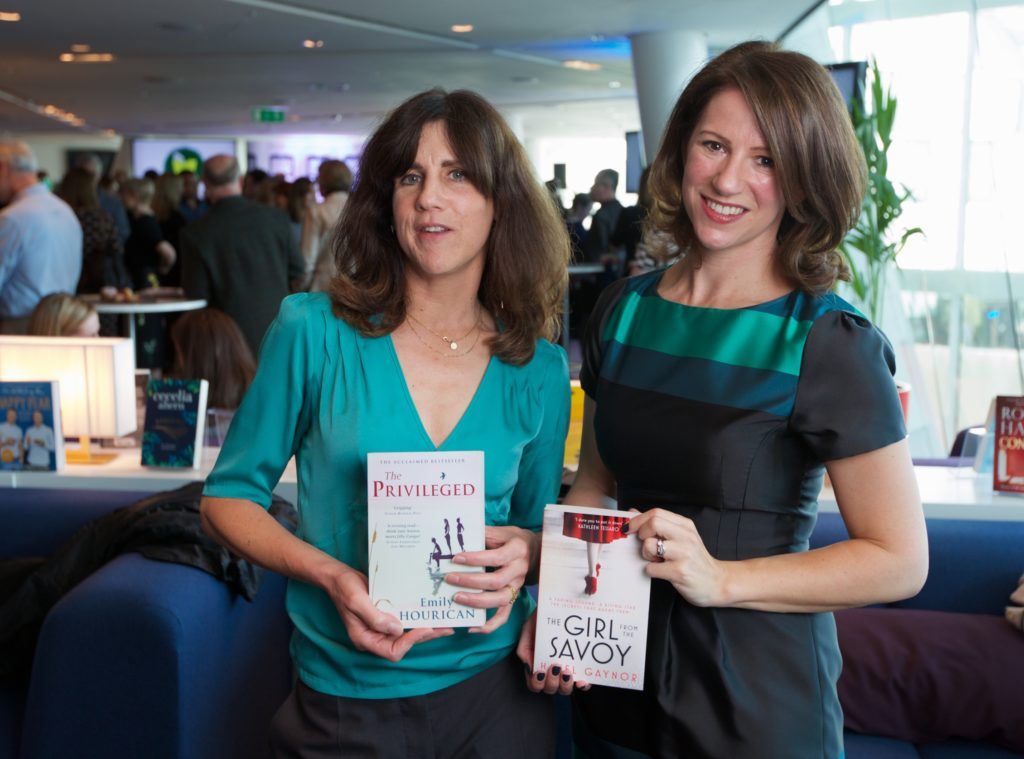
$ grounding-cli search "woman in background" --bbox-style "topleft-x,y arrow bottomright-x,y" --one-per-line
27,292 -> 99,337
153,173 -> 187,286
168,308 -> 255,445
57,167 -> 128,296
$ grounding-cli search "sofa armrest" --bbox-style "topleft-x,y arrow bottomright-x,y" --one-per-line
811,512 -> 1024,615
20,553 -> 291,759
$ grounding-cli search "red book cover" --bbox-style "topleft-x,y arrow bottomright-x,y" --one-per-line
993,396 -> 1024,494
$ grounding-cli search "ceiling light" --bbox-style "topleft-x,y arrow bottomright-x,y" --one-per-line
59,52 -> 116,63
451,24 -> 473,33
303,39 -> 324,48
0,11 -> 20,22
70,43 -> 91,53
563,60 -> 602,72
608,80 -> 622,89
590,34 -> 605,42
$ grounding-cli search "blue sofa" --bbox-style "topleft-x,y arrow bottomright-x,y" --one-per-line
3,488 -> 1021,759
812,511 -> 1024,759
1,488 -> 292,759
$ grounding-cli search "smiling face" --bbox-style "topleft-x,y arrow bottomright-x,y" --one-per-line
392,121 -> 495,285
680,87 -> 786,262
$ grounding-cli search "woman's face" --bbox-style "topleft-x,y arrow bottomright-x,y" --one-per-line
392,121 -> 494,284
72,311 -> 100,338
680,87 -> 786,261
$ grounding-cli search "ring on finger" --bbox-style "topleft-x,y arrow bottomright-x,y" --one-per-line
655,538 -> 666,559
505,583 -> 520,606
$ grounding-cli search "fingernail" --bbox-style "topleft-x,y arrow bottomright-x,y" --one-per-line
535,672 -> 545,682
386,623 -> 403,636
551,666 -> 561,676
452,555 -> 466,564
561,673 -> 571,682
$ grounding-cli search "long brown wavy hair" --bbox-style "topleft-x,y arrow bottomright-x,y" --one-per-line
647,40 -> 865,293
328,89 -> 570,365
170,308 -> 255,410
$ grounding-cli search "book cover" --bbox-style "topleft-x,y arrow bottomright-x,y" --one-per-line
534,504 -> 650,690
141,378 -> 208,469
0,380 -> 64,471
993,395 -> 1024,495
367,451 -> 485,628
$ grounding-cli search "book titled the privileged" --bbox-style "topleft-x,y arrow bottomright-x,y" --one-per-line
367,451 -> 485,628
534,504 -> 650,690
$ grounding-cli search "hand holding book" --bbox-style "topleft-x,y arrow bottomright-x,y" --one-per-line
323,566 -> 454,662
445,524 -> 540,634
518,612 -> 593,695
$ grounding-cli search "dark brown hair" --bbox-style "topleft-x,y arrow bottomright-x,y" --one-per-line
318,160 -> 352,194
647,40 -> 865,293
57,167 -> 100,211
170,308 -> 256,410
328,88 -> 570,365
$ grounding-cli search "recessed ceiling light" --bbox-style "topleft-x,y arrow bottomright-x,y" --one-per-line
303,39 -> 324,48
608,80 -> 622,89
451,24 -> 473,33
0,11 -> 20,22
590,34 -> 605,42
70,43 -> 91,53
59,52 -> 116,63
563,60 -> 602,72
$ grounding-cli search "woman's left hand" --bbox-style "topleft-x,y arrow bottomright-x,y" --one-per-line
629,508 -> 728,607
445,525 -> 538,633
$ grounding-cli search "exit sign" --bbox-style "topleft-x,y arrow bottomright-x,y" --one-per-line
252,107 -> 286,123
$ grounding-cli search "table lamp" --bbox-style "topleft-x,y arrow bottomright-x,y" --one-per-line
0,335 -> 137,464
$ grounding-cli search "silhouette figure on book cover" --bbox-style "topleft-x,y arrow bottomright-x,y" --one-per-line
562,511 -> 629,595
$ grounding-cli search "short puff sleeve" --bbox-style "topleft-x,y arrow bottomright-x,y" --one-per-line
790,310 -> 906,463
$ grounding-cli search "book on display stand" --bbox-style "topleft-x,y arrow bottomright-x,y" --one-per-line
993,395 -> 1024,495
0,380 -> 64,472
533,503 -> 650,690
367,450 -> 486,628
141,378 -> 208,469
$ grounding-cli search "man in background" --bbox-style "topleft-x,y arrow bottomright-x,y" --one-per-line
180,155 -> 305,356
582,168 -> 624,270
0,140 -> 82,333
177,170 -> 208,224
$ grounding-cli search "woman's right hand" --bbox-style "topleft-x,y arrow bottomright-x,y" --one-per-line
323,567 -> 454,662
516,611 -> 591,695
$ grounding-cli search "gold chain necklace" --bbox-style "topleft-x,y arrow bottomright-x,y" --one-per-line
405,308 -> 481,352
406,316 -> 482,358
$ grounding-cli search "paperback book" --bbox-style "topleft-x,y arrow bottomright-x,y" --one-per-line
0,381 -> 64,471
534,504 -> 650,690
141,378 -> 208,469
367,451 -> 485,628
993,395 -> 1024,495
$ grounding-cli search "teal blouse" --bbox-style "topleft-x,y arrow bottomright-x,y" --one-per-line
204,293 -> 570,699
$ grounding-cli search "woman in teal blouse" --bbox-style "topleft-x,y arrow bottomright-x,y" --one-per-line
201,89 -> 571,757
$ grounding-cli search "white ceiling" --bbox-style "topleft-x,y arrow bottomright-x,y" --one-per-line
0,0 -> 816,139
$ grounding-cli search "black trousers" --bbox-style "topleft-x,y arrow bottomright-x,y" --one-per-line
269,654 -> 556,759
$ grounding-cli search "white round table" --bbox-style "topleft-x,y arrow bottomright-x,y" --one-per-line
82,296 -> 207,350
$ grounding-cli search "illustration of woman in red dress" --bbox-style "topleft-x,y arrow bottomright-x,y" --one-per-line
562,512 -> 630,594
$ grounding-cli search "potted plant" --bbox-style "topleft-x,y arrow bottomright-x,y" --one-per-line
839,59 -> 922,326
838,60 -> 922,420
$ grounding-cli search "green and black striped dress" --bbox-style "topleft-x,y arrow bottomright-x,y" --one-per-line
574,269 -> 905,759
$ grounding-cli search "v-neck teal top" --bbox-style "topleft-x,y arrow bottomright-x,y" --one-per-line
204,293 -> 570,699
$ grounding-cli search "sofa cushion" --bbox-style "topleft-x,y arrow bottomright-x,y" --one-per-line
836,607 -> 1024,752
843,730 -> 918,759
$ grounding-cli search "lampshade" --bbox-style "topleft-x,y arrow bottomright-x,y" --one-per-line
0,336 -> 137,438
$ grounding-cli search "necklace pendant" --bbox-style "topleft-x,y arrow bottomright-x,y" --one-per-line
449,341 -> 459,350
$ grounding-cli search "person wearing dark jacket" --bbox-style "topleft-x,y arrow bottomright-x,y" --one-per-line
180,156 -> 306,357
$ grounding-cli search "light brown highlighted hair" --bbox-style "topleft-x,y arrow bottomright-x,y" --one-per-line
647,40 -> 865,293
57,167 -> 100,211
27,293 -> 97,336
328,88 -> 570,366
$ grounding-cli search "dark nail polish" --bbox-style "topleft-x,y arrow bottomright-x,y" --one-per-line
561,673 -> 571,682
536,672 -> 545,681
551,666 -> 561,676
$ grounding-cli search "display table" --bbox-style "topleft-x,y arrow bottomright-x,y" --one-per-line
0,447 -> 298,503
820,465 -> 1024,521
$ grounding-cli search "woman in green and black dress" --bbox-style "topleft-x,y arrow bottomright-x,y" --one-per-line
521,41 -> 928,758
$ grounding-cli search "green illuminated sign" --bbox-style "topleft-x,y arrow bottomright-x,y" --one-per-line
252,107 -> 286,123
164,147 -> 203,175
